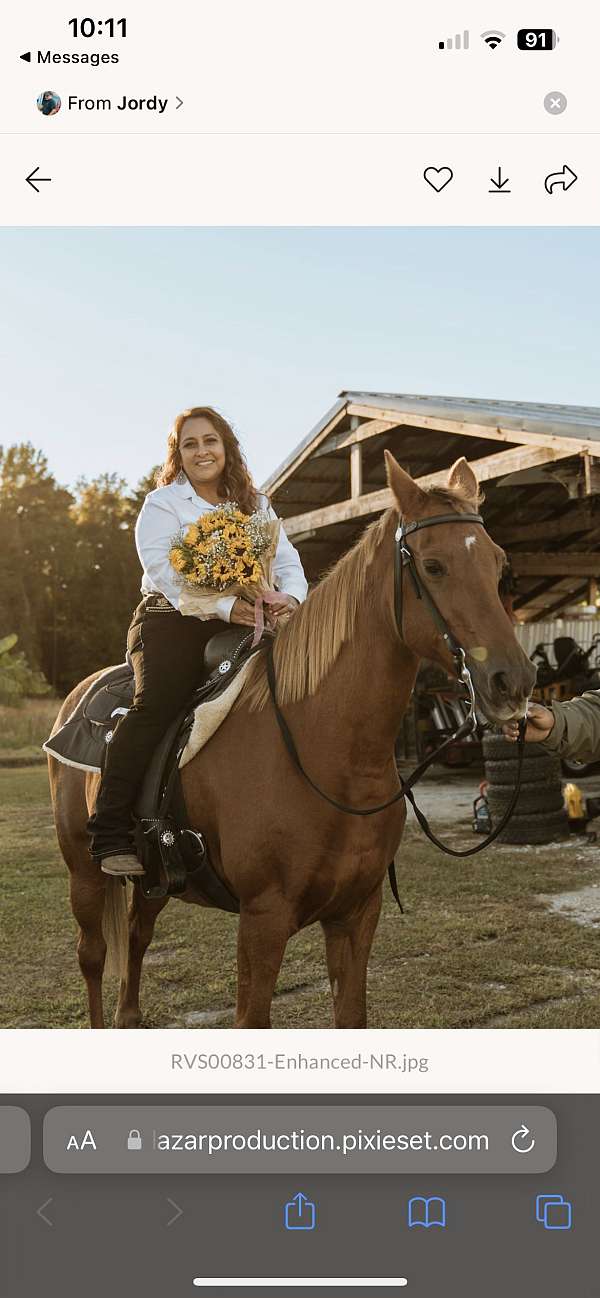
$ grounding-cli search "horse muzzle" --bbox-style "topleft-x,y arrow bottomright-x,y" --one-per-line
468,649 -> 537,726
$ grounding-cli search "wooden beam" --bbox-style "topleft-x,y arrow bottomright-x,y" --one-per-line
283,443 -> 576,539
314,418 -> 398,458
510,554 -> 600,577
345,401 -> 600,457
514,577 -> 557,611
492,504 -> 595,546
525,583 -> 589,621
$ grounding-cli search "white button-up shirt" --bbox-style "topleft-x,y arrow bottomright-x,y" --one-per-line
136,475 -> 308,622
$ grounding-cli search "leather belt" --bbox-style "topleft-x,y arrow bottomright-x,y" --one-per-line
143,593 -> 178,611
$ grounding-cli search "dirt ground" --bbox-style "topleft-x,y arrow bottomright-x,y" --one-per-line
2,760 -> 600,1029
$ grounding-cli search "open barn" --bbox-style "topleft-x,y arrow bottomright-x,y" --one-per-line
265,391 -> 600,639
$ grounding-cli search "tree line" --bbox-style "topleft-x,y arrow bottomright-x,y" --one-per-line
0,443 -> 159,697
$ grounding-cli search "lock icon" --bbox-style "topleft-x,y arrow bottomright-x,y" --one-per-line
127,1129 -> 142,1151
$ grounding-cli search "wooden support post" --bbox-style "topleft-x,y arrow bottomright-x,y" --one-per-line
349,417 -> 362,498
588,576 -> 599,608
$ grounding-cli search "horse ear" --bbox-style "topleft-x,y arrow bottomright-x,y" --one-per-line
384,450 -> 427,520
447,456 -> 479,505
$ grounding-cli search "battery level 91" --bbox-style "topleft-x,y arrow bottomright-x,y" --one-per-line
517,29 -> 558,50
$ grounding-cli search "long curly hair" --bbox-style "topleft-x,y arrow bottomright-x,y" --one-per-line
155,406 -> 262,515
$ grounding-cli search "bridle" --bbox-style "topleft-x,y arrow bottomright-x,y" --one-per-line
265,510 -> 527,900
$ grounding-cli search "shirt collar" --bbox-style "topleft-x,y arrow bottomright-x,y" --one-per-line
172,475 -> 221,509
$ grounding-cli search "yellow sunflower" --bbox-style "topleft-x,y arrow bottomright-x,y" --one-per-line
185,524 -> 200,544
170,548 -> 188,572
212,559 -> 231,584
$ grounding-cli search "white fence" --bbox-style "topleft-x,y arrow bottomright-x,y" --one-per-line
514,619 -> 600,661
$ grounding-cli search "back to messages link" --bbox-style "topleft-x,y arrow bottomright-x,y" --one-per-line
171,1053 -> 430,1073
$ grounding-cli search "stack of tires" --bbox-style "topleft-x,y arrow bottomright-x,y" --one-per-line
482,733 -> 569,844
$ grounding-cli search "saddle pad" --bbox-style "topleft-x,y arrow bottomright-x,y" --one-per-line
178,654 -> 256,768
43,663 -> 133,773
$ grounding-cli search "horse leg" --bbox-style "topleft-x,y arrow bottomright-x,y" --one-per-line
69,872 -> 107,1029
235,901 -> 293,1028
115,887 -> 169,1028
321,886 -> 383,1028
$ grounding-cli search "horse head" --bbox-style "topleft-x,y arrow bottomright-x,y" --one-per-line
385,450 -> 536,725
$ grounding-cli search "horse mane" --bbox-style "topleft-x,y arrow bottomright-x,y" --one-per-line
240,482 -> 481,711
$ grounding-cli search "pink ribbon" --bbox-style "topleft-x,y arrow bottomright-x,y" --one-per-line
251,589 -> 291,646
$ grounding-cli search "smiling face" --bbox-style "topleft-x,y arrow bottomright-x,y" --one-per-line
178,416 -> 227,497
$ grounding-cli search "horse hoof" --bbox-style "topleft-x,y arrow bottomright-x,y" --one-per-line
114,1012 -> 142,1029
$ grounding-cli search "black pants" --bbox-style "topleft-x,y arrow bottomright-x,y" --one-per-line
87,596 -> 226,860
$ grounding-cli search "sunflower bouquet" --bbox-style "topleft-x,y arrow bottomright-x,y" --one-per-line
169,501 -> 282,639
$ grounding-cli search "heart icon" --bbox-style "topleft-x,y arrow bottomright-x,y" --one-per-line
424,166 -> 454,192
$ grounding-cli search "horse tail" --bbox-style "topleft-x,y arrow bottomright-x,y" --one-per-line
102,877 -> 129,980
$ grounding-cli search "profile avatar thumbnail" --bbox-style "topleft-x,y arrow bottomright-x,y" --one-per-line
37,91 -> 62,117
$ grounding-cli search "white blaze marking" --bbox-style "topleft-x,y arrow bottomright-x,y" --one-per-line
465,534 -> 477,550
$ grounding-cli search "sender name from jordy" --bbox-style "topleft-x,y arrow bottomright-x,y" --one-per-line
67,95 -> 169,114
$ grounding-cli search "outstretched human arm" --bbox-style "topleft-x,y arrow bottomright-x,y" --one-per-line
502,691 -> 600,762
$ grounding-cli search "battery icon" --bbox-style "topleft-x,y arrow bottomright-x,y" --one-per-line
517,29 -> 558,50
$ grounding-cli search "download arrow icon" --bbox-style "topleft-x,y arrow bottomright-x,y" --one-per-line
545,164 -> 578,194
489,166 -> 511,192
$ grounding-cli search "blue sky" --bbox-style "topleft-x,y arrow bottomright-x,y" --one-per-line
0,226 -> 598,492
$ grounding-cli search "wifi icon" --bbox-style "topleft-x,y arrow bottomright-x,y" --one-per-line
481,30 -> 505,49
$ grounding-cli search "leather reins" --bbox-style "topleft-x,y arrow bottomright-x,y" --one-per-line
265,511 -> 527,902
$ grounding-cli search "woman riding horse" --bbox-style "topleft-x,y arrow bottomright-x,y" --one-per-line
87,405 -> 308,876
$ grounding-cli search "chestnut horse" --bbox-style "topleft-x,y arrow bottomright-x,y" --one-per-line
48,453 -> 535,1028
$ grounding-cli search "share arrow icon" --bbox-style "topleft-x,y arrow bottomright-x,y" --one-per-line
545,164 -> 578,194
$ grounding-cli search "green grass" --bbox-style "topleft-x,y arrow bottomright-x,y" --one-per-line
2,765 -> 600,1028
0,697 -> 62,750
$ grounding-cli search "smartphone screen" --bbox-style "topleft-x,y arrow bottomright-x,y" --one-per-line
1,3 -> 598,1294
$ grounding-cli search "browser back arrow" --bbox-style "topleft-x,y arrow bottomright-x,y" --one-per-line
26,166 -> 52,193
37,1198 -> 54,1227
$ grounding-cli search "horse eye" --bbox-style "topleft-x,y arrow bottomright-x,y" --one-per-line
423,560 -> 445,577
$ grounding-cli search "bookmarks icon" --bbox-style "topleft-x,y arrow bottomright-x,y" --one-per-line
408,1196 -> 447,1228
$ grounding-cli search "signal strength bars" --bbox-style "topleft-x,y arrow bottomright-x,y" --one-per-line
439,30 -> 470,50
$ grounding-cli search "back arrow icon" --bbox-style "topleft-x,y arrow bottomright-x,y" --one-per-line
26,167 -> 52,193
37,1198 -> 54,1226
545,164 -> 577,194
